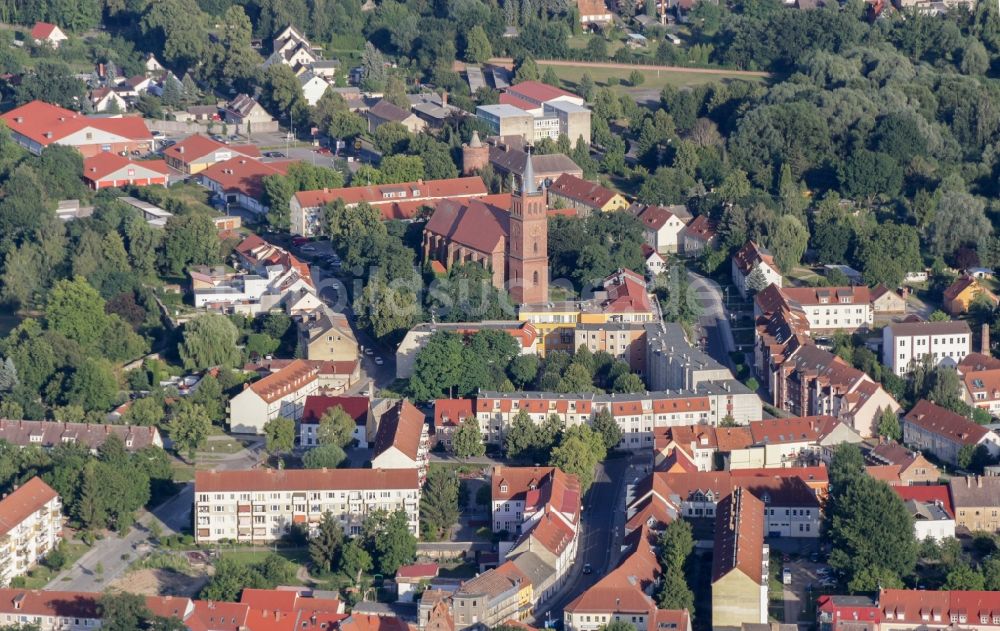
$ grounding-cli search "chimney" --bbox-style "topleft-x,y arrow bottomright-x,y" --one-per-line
179,146 -> 185,154
440,91 -> 448,107
983,323 -> 990,355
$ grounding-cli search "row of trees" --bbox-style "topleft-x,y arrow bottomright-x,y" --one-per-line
307,509 -> 417,585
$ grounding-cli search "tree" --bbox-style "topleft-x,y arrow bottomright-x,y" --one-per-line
264,417 -> 295,455
857,223 -> 922,288
303,444 -> 347,469
465,25 -> 493,63
317,406 -> 357,448
340,539 -> 373,585
612,373 -> 645,394
452,417 -> 485,458
514,56 -> 539,82
838,150 -> 903,205
99,592 -> 153,631
542,66 -> 560,87
549,425 -> 606,492
65,358 -> 118,412
122,396 -> 165,427
263,64 -> 309,129
876,408 -> 902,442
592,409 -> 623,451
178,314 -> 241,370
168,400 -> 211,460
944,563 -> 986,590
504,410 -> 539,460
45,277 -> 108,350
657,568 -> 695,611
745,267 -> 770,294
361,42 -> 388,91
770,216 -> 809,272
421,467 -> 460,540
365,509 -> 417,575
160,214 -> 219,275
409,332 -> 465,401
628,69 -> 645,86
509,354 -> 539,388
309,512 -> 344,575
263,175 -> 295,230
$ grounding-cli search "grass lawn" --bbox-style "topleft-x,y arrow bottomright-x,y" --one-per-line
786,266 -> 822,286
428,462 -> 488,476
171,463 -> 195,482
438,562 -> 478,579
542,62 -> 768,94
768,557 -> 785,622
19,542 -> 90,589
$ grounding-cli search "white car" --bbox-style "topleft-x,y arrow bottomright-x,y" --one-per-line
364,348 -> 374,356
374,357 -> 384,366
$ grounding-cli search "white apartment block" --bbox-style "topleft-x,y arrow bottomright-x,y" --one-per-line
228,360 -> 320,434
0,478 -> 62,587
194,468 -> 420,543
883,321 -> 971,376
778,286 -> 874,333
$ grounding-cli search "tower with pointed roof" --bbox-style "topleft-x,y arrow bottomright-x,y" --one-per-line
461,130 -> 489,175
507,149 -> 548,305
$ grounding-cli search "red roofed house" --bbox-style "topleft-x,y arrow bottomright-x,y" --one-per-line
163,134 -> 261,175
0,477 -> 63,584
504,81 -> 585,110
893,484 -> 955,541
943,275 -> 999,316
679,215 -> 718,255
732,241 -> 783,298
546,173 -> 629,217
82,153 -> 169,189
0,588 -> 102,629
866,441 -> 939,485
396,563 -> 439,601
30,22 -> 68,48
878,588 -> 1000,631
816,595 -> 878,631
578,0 -> 613,23
371,399 -> 430,481
228,359 -> 321,434
711,488 -> 767,627
902,399 -> 1000,467
432,398 -> 475,450
290,176 -> 489,236
631,202 -> 691,254
299,394 -> 373,448
199,157 -> 296,214
725,416 -> 863,470
961,366 -> 1000,417
0,100 -> 153,157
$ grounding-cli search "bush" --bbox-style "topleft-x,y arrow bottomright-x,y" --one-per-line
745,377 -> 759,391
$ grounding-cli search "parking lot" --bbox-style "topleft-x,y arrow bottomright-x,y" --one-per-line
782,556 -> 836,624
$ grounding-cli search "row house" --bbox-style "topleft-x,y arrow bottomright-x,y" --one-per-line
299,395 -> 374,449
712,489 -> 768,628
902,399 -> 1000,467
229,359 -> 321,434
864,441 -> 940,485
879,588 -> 1000,631
0,478 -> 62,586
194,467 -> 420,543
755,284 -> 873,334
370,399 -> 431,483
451,561 -> 531,628
732,242 -> 782,298
882,320 -> 971,376
0,420 -> 162,453
948,475 -> 1000,532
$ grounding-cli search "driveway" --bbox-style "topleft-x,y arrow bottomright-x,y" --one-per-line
783,557 -> 828,624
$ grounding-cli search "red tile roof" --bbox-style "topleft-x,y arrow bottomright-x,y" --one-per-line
712,488 -> 766,585
780,286 -> 872,307
195,467 -> 419,493
292,177 -> 489,219
636,204 -> 685,231
564,526 -> 660,615
865,465 -> 902,485
244,359 -> 319,403
748,415 -> 842,445
506,81 -> 580,104
730,466 -> 829,485
163,134 -> 260,164
301,395 -> 370,425
1,100 -> 151,147
903,399 -> 989,446
601,269 -> 653,314
498,92 -> 540,112
339,614 -> 410,631
549,173 -> 620,209
372,399 -> 426,461
943,275 -> 995,303
433,398 -> 474,429
83,153 -> 168,182
681,215 -> 717,242
200,157 -> 296,198
396,563 -> 439,580
878,589 -> 1000,625
893,484 -> 954,518
733,241 -> 778,276
492,466 -> 557,502
30,22 -> 59,39
0,477 -> 58,535
424,197 -> 509,254
189,600 -> 250,631
960,352 -> 1000,371
0,589 -> 100,620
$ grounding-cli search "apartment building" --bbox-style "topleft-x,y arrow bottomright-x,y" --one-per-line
546,173 -> 629,216
865,441 -> 940,485
882,320 -> 971,376
893,485 -> 955,542
712,489 -> 768,628
299,395 -> 373,449
229,359 -> 321,434
0,420 -> 162,453
755,284 -> 873,334
451,561 -> 531,628
297,309 -> 359,363
371,400 -> 431,482
194,468 -> 420,543
879,588 -> 1000,631
948,475 -> 1000,532
732,242 -> 782,298
645,322 -> 734,391
726,416 -> 864,470
0,478 -> 62,586
573,322 -> 649,375
902,399 -> 1000,467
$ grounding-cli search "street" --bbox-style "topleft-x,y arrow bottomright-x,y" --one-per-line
689,270 -> 736,370
782,557 -> 827,624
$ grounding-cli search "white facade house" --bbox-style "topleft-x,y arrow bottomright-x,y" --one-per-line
228,360 -> 321,434
633,203 -> 689,254
0,477 -> 62,587
732,241 -> 783,298
769,286 -> 875,333
194,468 -> 420,543
883,321 -> 971,376
299,72 -> 331,106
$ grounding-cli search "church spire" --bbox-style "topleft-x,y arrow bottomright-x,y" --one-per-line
523,146 -> 537,195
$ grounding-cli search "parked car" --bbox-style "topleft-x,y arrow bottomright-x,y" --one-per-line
364,348 -> 374,356
292,236 -> 310,246
374,357 -> 384,366
301,245 -> 316,252
582,563 -> 592,574
783,568 -> 792,585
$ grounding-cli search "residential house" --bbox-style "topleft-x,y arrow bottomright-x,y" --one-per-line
290,176 -> 489,236
81,154 -> 169,190
882,320 -> 971,376
711,489 -> 768,628
0,477 -> 62,586
578,0 -> 614,23
491,466 -> 560,534
893,485 -> 955,541
396,321 -> 538,379
242,358 -> 362,397
396,563 -> 440,603
631,203 -> 690,254
198,157 -> 296,214
948,475 -> 1000,532
163,134 -> 261,175
433,399 -> 475,450
371,400 -> 431,481
0,420 -> 162,453
0,100 -> 152,157
902,399 -> 1000,467
452,561 -> 531,627
409,92 -> 462,129
299,395 -> 373,448
943,275 -> 999,316
642,245 -> 667,277
365,99 -> 426,134
144,54 -> 164,75
961,367 -> 1000,417
546,173 -> 628,217
878,588 -> 1000,631
754,284 -> 873,334
30,22 -> 67,48
194,468 -> 420,543
228,359 -> 321,434
871,285 -> 907,315
297,309 -> 359,363
732,242 -> 783,298
678,215 -> 718,255
266,25 -> 319,73
655,424 -> 728,471
816,595 -> 878,631
725,416 -> 863,470
224,94 -> 278,132
865,441 -> 940,485
299,71 -> 331,106
87,88 -> 128,113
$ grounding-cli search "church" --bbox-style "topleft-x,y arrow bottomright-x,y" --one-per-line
422,155 -> 549,305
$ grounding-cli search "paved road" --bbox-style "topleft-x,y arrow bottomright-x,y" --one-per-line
48,441 -> 264,592
531,456 -> 631,626
688,269 -> 736,369
783,558 -> 827,624
485,57 -> 771,78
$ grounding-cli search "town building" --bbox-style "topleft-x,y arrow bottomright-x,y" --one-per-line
228,359 -> 321,434
882,320 -> 971,376
711,489 -> 768,628
198,157 -> 296,214
299,395 -> 373,449
865,441 -> 940,485
30,22 -> 68,47
432,399 -> 475,450
631,203 -> 690,254
194,467 -> 420,543
578,0 -> 614,23
0,100 -> 153,157
678,215 -> 718,255
396,563 -> 440,603
371,400 -> 430,481
871,285 -> 907,315
878,588 -> 1000,631
451,561 -> 531,627
466,135 -> 582,190
573,322 -> 651,376
297,309 -> 359,363
642,245 -> 667,277
732,242 -> 782,298
943,275 -> 999,315
724,416 -> 863,469
224,94 -> 278,132
477,83 -> 591,145
893,485 -> 955,542
290,176 -> 489,236
755,284 -> 873,334
242,358 -> 362,398
265,25 -> 320,73
546,173 -> 629,217
948,475 -> 1000,532
81,153 -> 168,190
0,420 -> 162,452
423,162 -> 549,305
299,71 -> 332,106
645,322 -> 734,391
816,595 -> 878,631
961,367 -> 1000,417
0,477 -> 62,586
902,399 -> 1000,467
396,321 -> 538,379
365,100 -> 427,134
163,134 -> 261,175
87,88 -> 128,113
408,92 -> 461,129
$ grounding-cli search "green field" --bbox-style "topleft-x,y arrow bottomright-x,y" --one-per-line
542,62 -> 768,93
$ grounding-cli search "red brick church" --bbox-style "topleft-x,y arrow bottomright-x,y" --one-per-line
422,154 -> 549,305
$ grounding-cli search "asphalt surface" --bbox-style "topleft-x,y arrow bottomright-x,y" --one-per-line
531,456 -> 632,626
48,440 -> 264,592
783,558 -> 829,624
688,270 -> 736,370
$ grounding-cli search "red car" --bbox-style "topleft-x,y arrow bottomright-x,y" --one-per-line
292,236 -> 310,246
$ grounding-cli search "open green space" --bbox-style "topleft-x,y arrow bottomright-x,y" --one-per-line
542,62 -> 769,94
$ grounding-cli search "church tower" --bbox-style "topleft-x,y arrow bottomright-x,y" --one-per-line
508,151 -> 549,305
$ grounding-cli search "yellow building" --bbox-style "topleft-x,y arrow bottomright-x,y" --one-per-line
547,173 -> 629,217
711,488 -> 768,628
943,275 -> 999,315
